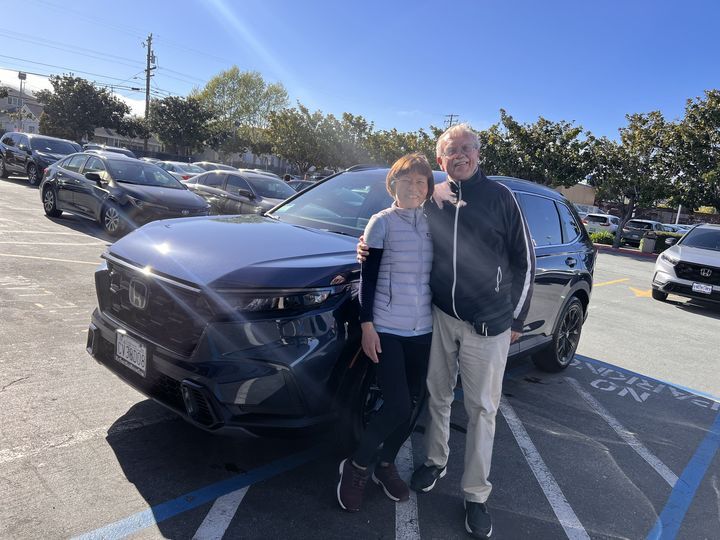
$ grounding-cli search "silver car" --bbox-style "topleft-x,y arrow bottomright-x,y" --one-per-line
652,224 -> 720,302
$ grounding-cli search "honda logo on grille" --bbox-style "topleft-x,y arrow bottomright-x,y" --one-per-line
128,279 -> 148,310
700,268 -> 713,277
181,209 -> 190,216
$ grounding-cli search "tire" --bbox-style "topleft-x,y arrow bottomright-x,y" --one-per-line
27,163 -> 40,186
533,297 -> 584,372
335,363 -> 381,455
652,289 -> 668,301
42,187 -> 62,218
102,203 -> 126,237
0,157 -> 8,178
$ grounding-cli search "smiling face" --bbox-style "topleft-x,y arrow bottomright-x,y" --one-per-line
393,172 -> 429,209
437,131 -> 479,181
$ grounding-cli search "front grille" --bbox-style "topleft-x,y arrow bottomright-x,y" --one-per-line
104,260 -> 214,355
675,262 -> 720,286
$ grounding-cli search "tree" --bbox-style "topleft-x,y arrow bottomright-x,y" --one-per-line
365,127 -> 439,168
148,96 -> 212,155
116,116 -> 150,141
671,90 -> 720,212
35,75 -> 129,141
266,104 -> 330,174
193,67 -> 288,155
590,112 -> 673,248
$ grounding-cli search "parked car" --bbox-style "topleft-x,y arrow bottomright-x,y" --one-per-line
157,161 -> 206,181
620,219 -> 665,246
652,224 -> 720,303
186,170 -> 297,215
582,213 -> 620,235
39,152 -> 210,236
1,132 -> 82,185
662,223 -> 691,234
86,167 -> 595,444
83,144 -> 137,159
192,161 -> 238,172
139,157 -> 161,164
237,168 -> 284,181
287,179 -> 315,192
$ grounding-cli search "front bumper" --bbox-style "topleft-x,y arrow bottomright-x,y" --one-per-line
652,259 -> 720,303
86,304 -> 352,434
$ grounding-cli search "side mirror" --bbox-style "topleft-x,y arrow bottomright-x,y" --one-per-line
237,189 -> 254,199
85,171 -> 103,184
665,238 -> 677,246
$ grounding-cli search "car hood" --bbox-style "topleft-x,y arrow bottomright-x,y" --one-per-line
34,151 -> 67,163
670,244 -> 720,266
119,183 -> 207,209
107,215 -> 359,289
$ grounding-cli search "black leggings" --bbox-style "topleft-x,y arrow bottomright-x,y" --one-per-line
352,332 -> 431,467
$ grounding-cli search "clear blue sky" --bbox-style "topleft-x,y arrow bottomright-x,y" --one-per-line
2,0 -> 718,139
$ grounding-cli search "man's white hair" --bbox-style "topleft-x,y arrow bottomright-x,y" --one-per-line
435,123 -> 480,157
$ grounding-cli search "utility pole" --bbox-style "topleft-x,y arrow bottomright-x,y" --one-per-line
444,114 -> 458,129
18,71 -> 26,132
143,33 -> 156,151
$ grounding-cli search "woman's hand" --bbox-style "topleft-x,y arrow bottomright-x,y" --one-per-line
361,322 -> 382,363
356,234 -> 369,264
433,181 -> 465,209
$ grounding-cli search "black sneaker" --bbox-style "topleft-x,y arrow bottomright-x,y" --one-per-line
409,463 -> 446,493
337,459 -> 369,512
465,500 -> 492,539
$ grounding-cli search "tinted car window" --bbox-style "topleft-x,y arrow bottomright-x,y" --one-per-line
225,175 -> 251,194
63,155 -> 88,173
1,134 -> 13,146
106,160 -> 184,189
680,228 -> 720,251
585,215 -> 608,224
84,157 -> 106,173
518,193 -> 563,246
626,220 -> 652,230
30,137 -> 78,154
245,176 -> 296,200
556,202 -> 582,243
198,172 -> 226,187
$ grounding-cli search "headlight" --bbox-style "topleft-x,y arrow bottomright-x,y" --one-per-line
660,252 -> 679,265
216,286 -> 345,313
127,196 -> 166,211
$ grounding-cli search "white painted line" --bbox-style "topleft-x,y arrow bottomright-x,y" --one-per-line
499,399 -> 590,540
395,438 -> 420,540
0,241 -> 103,246
565,377 -> 678,487
0,230 -> 97,236
0,413 -> 178,464
0,253 -> 99,265
192,487 -> 248,540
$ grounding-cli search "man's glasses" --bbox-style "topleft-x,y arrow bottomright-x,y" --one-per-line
441,144 -> 478,157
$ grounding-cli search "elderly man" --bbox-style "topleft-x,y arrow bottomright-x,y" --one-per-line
359,123 -> 535,538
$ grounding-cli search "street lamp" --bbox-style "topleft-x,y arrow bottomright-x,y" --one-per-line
18,72 -> 26,132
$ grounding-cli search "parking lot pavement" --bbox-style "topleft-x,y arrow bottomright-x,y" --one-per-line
1,177 -> 718,539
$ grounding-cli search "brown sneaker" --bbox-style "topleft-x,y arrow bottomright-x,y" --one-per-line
372,463 -> 409,502
337,459 -> 369,512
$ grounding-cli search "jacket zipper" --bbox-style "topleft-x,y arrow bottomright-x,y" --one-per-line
451,181 -> 461,319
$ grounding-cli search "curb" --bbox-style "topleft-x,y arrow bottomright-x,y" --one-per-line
593,243 -> 659,259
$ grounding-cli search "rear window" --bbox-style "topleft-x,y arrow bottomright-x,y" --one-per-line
626,221 -> 652,230
585,215 -> 608,224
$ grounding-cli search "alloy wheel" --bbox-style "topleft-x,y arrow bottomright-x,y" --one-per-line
104,206 -> 121,234
556,302 -> 582,367
43,190 -> 55,213
27,164 -> 39,185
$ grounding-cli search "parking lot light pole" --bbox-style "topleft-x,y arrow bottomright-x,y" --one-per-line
18,71 -> 26,132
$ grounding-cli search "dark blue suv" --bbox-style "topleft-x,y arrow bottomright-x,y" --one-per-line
86,166 -> 595,443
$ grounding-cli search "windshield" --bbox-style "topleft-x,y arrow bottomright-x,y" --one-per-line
30,137 -> 78,154
177,163 -> 205,173
680,228 -> 720,252
107,160 -> 185,189
246,176 -> 297,200
269,170 -> 397,235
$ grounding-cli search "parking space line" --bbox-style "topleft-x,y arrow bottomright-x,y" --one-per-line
72,446 -> 322,540
395,439 -> 420,540
565,377 -> 678,487
0,253 -> 99,265
594,278 -> 630,287
646,411 -> 720,540
0,241 -> 104,246
499,399 -> 590,540
191,487 -> 248,540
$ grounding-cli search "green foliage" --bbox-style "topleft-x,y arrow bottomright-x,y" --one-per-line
0,87 -> 8,99
35,75 -> 129,141
589,231 -> 615,245
115,116 -> 149,140
148,96 -> 212,155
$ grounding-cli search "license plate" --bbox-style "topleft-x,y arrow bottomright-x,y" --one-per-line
116,332 -> 147,377
692,282 -> 713,295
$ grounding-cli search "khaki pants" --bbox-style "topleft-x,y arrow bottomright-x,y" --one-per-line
424,305 -> 511,503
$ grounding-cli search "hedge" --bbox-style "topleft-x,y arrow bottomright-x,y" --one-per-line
589,231 -> 614,245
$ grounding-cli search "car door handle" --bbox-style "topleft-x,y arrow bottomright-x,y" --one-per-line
565,257 -> 577,268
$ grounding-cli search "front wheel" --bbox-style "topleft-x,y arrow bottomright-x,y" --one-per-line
27,164 -> 40,186
533,297 -> 584,372
42,187 -> 62,217
0,157 -> 8,178
102,204 -> 126,237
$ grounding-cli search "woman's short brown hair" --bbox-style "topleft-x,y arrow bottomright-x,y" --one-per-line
386,152 -> 434,199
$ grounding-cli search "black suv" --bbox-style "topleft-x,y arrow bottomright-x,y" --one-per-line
86,167 -> 595,443
0,132 -> 81,185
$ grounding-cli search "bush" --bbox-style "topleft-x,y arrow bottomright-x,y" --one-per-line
590,231 -> 614,245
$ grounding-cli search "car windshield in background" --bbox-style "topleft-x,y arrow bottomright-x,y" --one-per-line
178,163 -> 205,173
586,215 -> 607,223
245,176 -> 296,200
30,138 -> 78,154
107,160 -> 184,189
269,171 -> 392,236
681,228 -> 720,251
